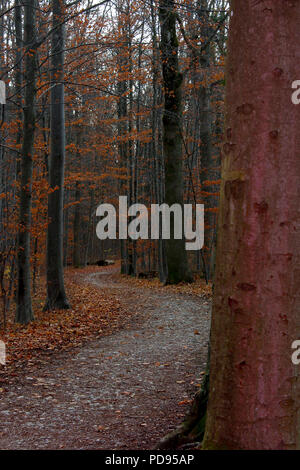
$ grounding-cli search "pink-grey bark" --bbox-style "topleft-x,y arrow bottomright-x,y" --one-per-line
203,0 -> 300,450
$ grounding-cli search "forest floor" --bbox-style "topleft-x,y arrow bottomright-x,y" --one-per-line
0,266 -> 211,450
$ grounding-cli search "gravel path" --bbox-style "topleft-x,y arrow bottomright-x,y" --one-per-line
0,270 -> 211,450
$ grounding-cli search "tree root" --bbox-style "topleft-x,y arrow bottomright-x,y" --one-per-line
156,367 -> 210,450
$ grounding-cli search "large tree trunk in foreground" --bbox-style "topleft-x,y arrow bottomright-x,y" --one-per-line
203,0 -> 300,450
159,0 -> 193,284
16,0 -> 37,324
45,0 -> 70,310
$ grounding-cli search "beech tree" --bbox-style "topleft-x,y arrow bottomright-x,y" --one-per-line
16,0 -> 38,324
203,0 -> 300,449
159,0 -> 193,284
45,0 -> 70,310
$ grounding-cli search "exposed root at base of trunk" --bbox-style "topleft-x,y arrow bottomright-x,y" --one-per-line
156,368 -> 209,450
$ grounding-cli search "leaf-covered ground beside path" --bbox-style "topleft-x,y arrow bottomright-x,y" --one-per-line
118,271 -> 212,299
0,266 -> 132,380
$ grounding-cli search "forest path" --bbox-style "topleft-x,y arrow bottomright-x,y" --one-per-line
0,268 -> 210,450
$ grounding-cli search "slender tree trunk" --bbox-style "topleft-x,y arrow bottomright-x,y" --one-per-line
150,0 -> 167,282
203,0 -> 300,449
14,0 -> 22,176
63,188 -> 69,267
44,0 -> 69,310
73,181 -> 81,268
0,6 -> 5,268
84,187 -> 94,266
159,0 -> 193,284
16,0 -> 37,324
127,14 -> 135,276
117,4 -> 130,275
197,0 -> 218,281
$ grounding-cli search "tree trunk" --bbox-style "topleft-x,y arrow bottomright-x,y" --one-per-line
159,0 -> 193,284
63,188 -> 70,267
150,0 -> 167,282
15,0 -> 37,324
203,0 -> 300,450
44,0 -> 70,310
14,0 -> 23,176
197,1 -> 216,281
73,181 -> 81,268
117,0 -> 134,276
